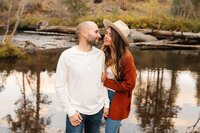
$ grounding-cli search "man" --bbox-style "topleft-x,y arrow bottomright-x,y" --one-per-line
55,21 -> 109,133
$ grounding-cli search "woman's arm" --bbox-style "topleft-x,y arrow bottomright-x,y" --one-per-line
103,52 -> 137,92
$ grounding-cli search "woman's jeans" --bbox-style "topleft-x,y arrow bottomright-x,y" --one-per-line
105,90 -> 121,133
66,108 -> 103,133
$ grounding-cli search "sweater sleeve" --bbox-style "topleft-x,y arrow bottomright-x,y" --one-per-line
55,53 -> 76,117
104,52 -> 137,92
102,53 -> 110,108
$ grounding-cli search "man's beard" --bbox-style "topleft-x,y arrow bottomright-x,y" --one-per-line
87,37 -> 97,46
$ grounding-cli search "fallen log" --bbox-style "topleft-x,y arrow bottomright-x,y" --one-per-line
36,26 -> 107,35
24,31 -> 73,36
130,40 -> 200,50
37,26 -> 76,34
24,30 -> 78,42
138,29 -> 200,41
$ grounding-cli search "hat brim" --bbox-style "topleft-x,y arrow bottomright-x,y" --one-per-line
103,19 -> 129,47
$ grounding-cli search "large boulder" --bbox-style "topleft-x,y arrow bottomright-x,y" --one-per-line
128,29 -> 158,42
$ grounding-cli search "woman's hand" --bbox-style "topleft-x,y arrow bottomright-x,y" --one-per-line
101,71 -> 107,82
103,108 -> 109,118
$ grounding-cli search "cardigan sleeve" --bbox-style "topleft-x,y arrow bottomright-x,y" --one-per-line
103,52 -> 137,92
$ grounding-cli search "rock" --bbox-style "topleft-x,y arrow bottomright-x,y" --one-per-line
128,29 -> 158,42
69,37 -> 78,42
25,41 -> 37,48
36,21 -> 49,30
25,44 -> 37,50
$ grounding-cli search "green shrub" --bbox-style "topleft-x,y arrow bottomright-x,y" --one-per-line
48,17 -> 69,26
0,0 -> 9,11
26,0 -> 43,13
72,13 -> 200,33
18,14 -> 40,29
0,39 -> 24,58
112,8 -> 119,16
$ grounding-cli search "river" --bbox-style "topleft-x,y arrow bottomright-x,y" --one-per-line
0,35 -> 200,133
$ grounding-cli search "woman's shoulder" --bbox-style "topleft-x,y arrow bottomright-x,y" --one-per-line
122,50 -> 133,61
121,50 -> 136,71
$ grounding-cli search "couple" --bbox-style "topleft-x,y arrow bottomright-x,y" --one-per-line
55,19 -> 137,133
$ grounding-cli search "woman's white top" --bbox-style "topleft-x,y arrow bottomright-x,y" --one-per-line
106,66 -> 115,92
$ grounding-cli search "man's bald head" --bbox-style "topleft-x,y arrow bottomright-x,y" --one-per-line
76,21 -> 97,39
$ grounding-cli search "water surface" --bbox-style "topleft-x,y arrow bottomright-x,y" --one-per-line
0,48 -> 200,133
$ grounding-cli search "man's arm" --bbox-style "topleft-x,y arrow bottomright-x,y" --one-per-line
55,53 -> 76,116
56,53 -> 83,126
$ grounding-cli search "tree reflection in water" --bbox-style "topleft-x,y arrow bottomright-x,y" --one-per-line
0,71 -> 7,93
186,71 -> 200,132
196,72 -> 200,106
134,68 -> 181,133
3,52 -> 52,133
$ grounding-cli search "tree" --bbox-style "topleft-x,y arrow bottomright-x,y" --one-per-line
3,0 -> 27,43
3,0 -> 12,43
120,0 -> 128,11
9,0 -> 26,38
171,0 -> 198,19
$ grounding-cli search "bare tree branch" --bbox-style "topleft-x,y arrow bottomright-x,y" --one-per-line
3,0 -> 13,43
9,2 -> 25,39
120,0 -> 128,11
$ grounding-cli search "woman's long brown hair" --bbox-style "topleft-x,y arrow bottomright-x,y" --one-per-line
101,27 -> 126,82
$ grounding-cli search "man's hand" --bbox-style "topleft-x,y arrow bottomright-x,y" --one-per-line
69,112 -> 83,126
103,108 -> 109,118
101,71 -> 107,82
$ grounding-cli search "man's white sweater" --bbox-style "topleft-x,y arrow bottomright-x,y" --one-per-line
55,46 -> 109,117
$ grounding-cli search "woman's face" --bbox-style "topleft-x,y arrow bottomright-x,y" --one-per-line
103,27 -> 112,46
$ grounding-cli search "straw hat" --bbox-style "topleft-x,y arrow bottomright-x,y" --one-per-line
103,19 -> 130,46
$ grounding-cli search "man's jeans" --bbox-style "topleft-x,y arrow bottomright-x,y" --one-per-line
105,90 -> 121,133
66,108 -> 103,133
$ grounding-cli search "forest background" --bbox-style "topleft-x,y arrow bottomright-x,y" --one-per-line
0,0 -> 200,33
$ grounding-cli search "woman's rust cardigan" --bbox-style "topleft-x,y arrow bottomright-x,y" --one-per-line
103,50 -> 137,120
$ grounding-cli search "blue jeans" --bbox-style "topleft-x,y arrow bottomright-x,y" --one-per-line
66,108 -> 103,133
105,90 -> 121,133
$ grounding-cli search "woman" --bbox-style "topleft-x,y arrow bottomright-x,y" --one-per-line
101,19 -> 137,133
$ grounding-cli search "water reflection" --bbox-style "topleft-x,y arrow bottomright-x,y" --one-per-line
130,49 -> 200,133
0,48 -> 199,133
0,71 -> 7,92
196,72 -> 200,106
2,52 -> 52,133
134,68 -> 181,133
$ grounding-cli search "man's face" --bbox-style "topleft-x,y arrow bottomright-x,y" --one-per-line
86,24 -> 101,46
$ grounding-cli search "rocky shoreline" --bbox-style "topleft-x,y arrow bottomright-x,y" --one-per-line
1,28 -> 200,52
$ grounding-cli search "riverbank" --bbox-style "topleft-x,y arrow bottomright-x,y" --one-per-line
0,32 -> 200,54
0,33 -> 77,51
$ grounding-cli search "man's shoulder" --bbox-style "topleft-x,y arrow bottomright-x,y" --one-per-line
92,47 -> 104,55
61,47 -> 74,56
